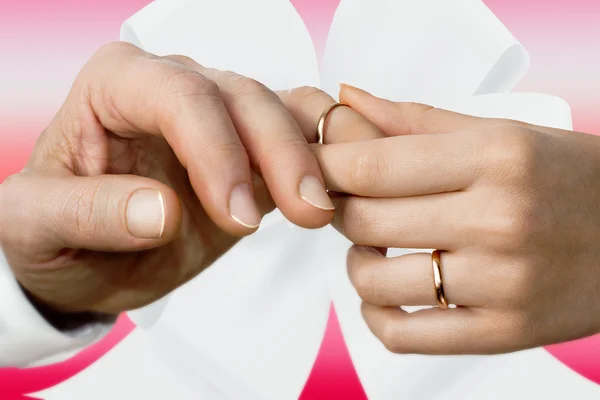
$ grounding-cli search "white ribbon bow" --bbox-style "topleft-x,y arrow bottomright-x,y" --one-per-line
39,1 -> 574,399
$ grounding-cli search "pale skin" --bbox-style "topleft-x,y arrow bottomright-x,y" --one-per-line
1,42 -> 600,355
0,42 -> 336,315
314,86 -> 600,355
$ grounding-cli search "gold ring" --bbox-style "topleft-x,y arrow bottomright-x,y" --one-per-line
432,250 -> 449,310
317,103 -> 349,144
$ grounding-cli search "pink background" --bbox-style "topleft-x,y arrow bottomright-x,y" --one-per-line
0,0 -> 599,398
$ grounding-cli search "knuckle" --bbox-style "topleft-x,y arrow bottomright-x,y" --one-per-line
61,179 -> 108,241
93,41 -> 140,61
381,322 -> 407,354
158,68 -> 223,121
163,69 -> 221,104
507,132 -> 539,176
163,54 -> 197,67
225,72 -> 270,99
77,42 -> 141,99
211,137 -> 247,153
350,150 -> 390,192
349,264 -> 376,302
294,86 -> 327,103
287,86 -> 331,114
486,198 -> 540,250
208,138 -> 248,161
486,126 -> 540,185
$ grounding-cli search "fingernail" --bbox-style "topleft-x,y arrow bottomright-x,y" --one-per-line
300,176 -> 335,211
126,189 -> 165,239
230,183 -> 261,229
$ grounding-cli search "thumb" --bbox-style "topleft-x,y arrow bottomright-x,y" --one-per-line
2,173 -> 182,258
339,83 -> 491,136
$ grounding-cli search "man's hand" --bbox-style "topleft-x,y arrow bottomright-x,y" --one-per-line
0,42 -> 334,315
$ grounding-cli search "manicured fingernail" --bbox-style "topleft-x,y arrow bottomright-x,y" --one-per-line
230,183 -> 261,229
300,175 -> 335,211
126,189 -> 165,239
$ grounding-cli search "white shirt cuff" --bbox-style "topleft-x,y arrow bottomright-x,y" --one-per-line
0,249 -> 115,367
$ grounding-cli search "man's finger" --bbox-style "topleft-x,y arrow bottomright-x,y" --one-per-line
0,173 -> 182,262
166,59 -> 334,228
62,42 -> 261,236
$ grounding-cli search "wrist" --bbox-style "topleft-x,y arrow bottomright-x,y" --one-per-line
20,283 -> 117,335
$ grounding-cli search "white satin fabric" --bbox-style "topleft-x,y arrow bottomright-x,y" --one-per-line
37,0 -> 600,399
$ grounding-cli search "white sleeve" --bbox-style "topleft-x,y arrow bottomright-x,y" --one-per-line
0,249 -> 115,368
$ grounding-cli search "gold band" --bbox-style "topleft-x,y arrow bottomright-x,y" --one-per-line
432,250 -> 449,310
317,103 -> 349,144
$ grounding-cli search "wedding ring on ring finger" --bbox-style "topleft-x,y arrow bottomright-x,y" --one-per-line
346,247 -> 483,308
432,250 -> 449,310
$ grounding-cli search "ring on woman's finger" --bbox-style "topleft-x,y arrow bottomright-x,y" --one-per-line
431,249 -> 449,310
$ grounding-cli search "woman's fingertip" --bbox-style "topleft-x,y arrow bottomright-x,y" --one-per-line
339,82 -> 367,104
339,82 -> 357,90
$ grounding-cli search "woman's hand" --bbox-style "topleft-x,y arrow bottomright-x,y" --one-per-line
0,42 -> 334,316
317,85 -> 600,355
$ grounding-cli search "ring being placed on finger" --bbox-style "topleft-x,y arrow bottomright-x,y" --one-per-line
317,103 -> 350,144
432,250 -> 449,310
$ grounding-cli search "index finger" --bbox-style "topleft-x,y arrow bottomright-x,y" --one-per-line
316,131 -> 485,197
177,64 -> 335,228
